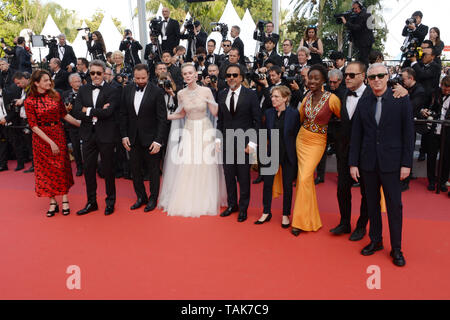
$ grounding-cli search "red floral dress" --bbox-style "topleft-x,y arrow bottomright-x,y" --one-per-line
24,93 -> 74,197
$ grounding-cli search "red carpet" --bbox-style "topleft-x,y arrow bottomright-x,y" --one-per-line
1,161 -> 449,300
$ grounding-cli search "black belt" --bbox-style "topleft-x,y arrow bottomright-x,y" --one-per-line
38,121 -> 59,127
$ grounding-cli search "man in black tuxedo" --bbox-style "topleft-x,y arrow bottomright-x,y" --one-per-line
231,26 -> 245,65
120,64 -> 169,212
253,21 -> 280,52
73,60 -> 119,216
161,7 -> 180,54
205,39 -> 222,68
281,39 -> 298,70
217,64 -> 262,222
0,59 -> 16,90
76,58 -> 92,85
402,11 -> 428,45
49,58 -> 70,93
219,48 -> 243,81
181,20 -> 208,62
160,52 -> 183,91
260,38 -> 282,68
341,1 -> 374,66
203,64 -> 227,100
410,47 -> 441,106
349,63 -> 414,267
330,62 -> 371,241
45,34 -> 77,72
119,29 -> 143,67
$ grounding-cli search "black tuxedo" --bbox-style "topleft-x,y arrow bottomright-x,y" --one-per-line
345,10 -> 375,65
46,44 -> 77,71
349,87 -> 414,250
52,69 -> 70,93
264,51 -> 282,67
412,61 -> 441,105
120,83 -> 168,201
119,40 -> 142,67
181,30 -> 208,62
62,89 -> 82,170
0,68 -> 16,90
73,82 -> 119,206
217,86 -> 262,212
281,53 -> 298,68
205,53 -> 223,68
254,31 -> 280,51
334,86 -> 371,228
402,24 -> 428,45
15,46 -> 31,73
161,18 -> 180,54
232,37 -> 245,64
262,106 -> 299,215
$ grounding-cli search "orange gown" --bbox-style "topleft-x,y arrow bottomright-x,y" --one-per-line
291,91 -> 341,231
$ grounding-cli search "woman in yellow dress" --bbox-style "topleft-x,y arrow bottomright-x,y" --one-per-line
291,64 -> 341,236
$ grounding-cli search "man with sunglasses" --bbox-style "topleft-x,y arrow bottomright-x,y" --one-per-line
410,47 -> 441,106
217,64 -> 262,222
349,63 -> 414,267
73,60 -> 119,216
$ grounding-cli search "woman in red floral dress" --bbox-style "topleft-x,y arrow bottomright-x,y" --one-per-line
24,69 -> 80,217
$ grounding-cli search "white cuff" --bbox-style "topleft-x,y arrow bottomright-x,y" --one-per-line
86,107 -> 92,116
153,142 -> 162,147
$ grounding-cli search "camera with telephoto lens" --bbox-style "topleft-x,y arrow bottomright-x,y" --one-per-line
43,36 -> 58,48
158,79 -> 172,90
246,71 -> 266,83
150,17 -> 163,37
197,55 -> 205,63
405,18 -> 416,29
64,91 -> 77,106
401,37 -> 423,60
210,75 -> 218,83
283,64 -> 303,84
387,74 -> 404,89
210,22 -> 229,41
334,9 -> 358,24
257,50 -> 269,61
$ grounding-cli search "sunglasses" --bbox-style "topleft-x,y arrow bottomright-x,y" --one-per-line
307,25 -> 317,29
367,73 -> 387,80
223,44 -> 231,47
90,71 -> 103,76
226,73 -> 240,78
344,72 -> 363,79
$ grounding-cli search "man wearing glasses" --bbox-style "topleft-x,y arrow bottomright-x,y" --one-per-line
73,60 -> 119,216
349,63 -> 414,267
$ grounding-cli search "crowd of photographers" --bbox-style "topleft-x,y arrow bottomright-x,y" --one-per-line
0,4 -> 449,196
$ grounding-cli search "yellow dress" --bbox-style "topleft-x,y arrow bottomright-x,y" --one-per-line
291,91 -> 341,231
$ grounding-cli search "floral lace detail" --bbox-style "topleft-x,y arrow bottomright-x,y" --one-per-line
302,91 -> 332,134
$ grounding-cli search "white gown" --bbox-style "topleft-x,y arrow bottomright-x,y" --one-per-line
158,86 -> 227,217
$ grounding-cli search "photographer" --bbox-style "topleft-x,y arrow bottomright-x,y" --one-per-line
300,25 -> 324,65
76,58 -> 91,85
158,71 -> 178,115
220,40 -> 232,62
0,37 -> 18,70
62,73 -> 83,176
144,34 -> 161,77
202,64 -> 226,100
410,46 -> 441,106
49,58 -> 70,93
119,29 -> 143,68
255,38 -> 282,70
330,51 -> 346,73
15,37 -> 32,74
340,0 -> 375,66
219,48 -> 242,80
253,21 -> 280,52
206,39 -> 222,68
281,39 -> 299,70
193,47 -> 208,78
0,58 -> 16,91
230,26 -> 245,65
421,76 -> 450,192
402,11 -> 428,45
86,31 -> 107,62
161,51 -> 183,91
181,20 -> 208,62
161,7 -> 180,54
44,34 -> 77,72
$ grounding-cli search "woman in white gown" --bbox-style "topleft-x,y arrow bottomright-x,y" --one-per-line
158,63 -> 227,217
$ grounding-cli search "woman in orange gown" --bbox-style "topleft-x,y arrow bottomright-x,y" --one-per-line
291,64 -> 341,236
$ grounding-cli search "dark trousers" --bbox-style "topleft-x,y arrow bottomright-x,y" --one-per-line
68,128 -> 83,169
115,137 -> 129,176
262,157 -> 296,215
356,45 -> 372,67
0,126 -> 7,167
336,149 -> 369,228
129,135 -> 161,201
426,133 -> 450,186
6,127 -> 26,165
361,168 -> 403,250
82,134 -> 116,206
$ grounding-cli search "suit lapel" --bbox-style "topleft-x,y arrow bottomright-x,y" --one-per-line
235,87 -> 245,115
221,88 -> 231,117
138,84 -> 152,116
130,85 -> 137,115
342,91 -> 350,121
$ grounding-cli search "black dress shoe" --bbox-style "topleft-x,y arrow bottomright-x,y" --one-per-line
76,202 -> 98,215
23,166 -> 34,173
349,227 -> 366,241
220,206 -> 239,217
252,176 -> 263,184
361,242 -> 384,256
0,166 -> 8,172
254,213 -> 272,225
76,167 -> 83,176
314,177 -> 324,185
390,249 -> 406,267
330,224 -> 351,235
14,164 -> 24,171
427,183 -> 435,191
237,211 -> 247,222
144,199 -> 157,212
282,222 -> 290,229
400,182 -> 409,192
291,227 -> 302,237
131,198 -> 147,210
439,184 -> 448,192
104,206 -> 115,215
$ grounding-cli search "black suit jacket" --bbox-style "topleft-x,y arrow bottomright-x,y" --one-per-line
0,68 -> 16,90
2,83 -> 23,125
73,83 -> 119,144
52,69 -> 70,93
119,40 -> 142,66
119,83 -> 168,147
162,19 -> 180,53
412,61 -> 441,105
345,10 -> 375,48
205,54 -> 223,68
62,89 -> 79,129
217,86 -> 262,151
232,37 -> 245,64
349,87 -> 414,172
281,53 -> 298,68
254,31 -> 280,50
16,46 -> 32,73
46,44 -> 77,70
402,24 -> 429,44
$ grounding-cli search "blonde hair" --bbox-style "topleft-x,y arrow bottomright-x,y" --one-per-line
271,85 -> 291,104
112,50 -> 124,60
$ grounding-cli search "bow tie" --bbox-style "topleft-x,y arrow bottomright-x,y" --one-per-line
347,90 -> 358,97
91,84 -> 103,90
136,86 -> 145,92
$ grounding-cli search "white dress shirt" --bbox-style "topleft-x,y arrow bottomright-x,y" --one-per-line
86,81 -> 105,124
437,96 -> 449,135
134,85 -> 147,115
0,89 -> 6,120
346,83 -> 366,120
58,45 -> 65,61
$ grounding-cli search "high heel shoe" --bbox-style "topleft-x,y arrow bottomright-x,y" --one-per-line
47,202 -> 59,217
62,201 -> 70,216
281,217 -> 290,229
291,227 -> 302,237
254,213 -> 272,225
